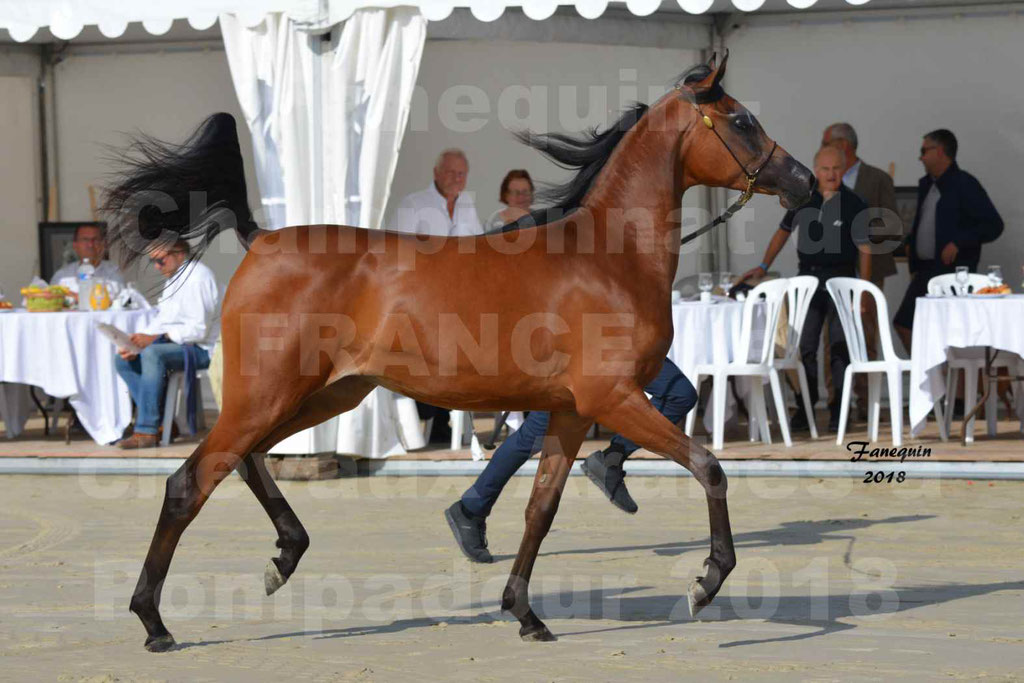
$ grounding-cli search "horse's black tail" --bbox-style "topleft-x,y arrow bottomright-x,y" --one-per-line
102,112 -> 261,267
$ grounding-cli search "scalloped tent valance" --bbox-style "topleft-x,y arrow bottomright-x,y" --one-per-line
0,0 -> 873,42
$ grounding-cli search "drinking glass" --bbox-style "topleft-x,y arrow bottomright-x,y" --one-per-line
698,272 -> 714,293
698,272 -> 714,302
719,272 -> 733,295
955,266 -> 969,295
987,265 -> 1003,287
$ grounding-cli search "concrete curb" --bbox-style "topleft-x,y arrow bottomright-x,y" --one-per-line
2,457 -> 1024,479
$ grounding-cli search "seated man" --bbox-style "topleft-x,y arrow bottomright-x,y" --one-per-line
50,223 -> 125,295
115,241 -> 220,449
445,357 -> 697,563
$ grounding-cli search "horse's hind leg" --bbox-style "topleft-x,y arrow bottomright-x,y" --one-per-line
239,377 -> 375,595
129,416 -> 282,652
594,388 -> 735,617
237,453 -> 310,596
502,411 -> 593,641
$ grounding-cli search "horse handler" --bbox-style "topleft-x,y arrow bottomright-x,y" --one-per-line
445,357 -> 698,563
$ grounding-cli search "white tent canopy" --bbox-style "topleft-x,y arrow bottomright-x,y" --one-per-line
0,0 -> 882,42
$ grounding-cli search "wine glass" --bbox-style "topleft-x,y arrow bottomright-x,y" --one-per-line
955,266 -> 969,296
698,272 -> 714,299
718,272 -> 733,296
987,265 -> 1003,288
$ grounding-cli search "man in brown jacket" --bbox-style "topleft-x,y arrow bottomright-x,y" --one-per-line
822,123 -> 900,417
823,123 -> 900,285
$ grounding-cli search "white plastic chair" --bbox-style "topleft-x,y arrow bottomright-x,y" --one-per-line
827,278 -> 947,446
161,369 -> 209,446
927,273 -> 1021,441
926,272 -> 990,297
768,275 -> 820,440
686,279 -> 790,450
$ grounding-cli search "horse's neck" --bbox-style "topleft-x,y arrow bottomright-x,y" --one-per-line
579,119 -> 683,289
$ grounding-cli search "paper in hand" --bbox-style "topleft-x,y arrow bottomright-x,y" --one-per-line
95,322 -> 142,354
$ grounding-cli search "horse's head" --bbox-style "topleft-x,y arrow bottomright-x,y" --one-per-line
669,52 -> 814,209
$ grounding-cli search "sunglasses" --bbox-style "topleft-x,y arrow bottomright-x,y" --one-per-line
149,251 -> 185,266
920,145 -> 939,156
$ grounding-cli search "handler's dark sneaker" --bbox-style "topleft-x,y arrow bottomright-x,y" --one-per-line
444,502 -> 493,563
581,450 -> 638,514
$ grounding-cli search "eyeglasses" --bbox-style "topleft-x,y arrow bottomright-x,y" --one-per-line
920,145 -> 939,156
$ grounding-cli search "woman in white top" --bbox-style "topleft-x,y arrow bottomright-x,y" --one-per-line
485,169 -> 535,232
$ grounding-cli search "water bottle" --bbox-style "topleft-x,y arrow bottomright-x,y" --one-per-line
77,258 -> 95,311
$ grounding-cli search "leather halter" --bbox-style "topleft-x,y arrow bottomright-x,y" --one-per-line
675,84 -> 778,246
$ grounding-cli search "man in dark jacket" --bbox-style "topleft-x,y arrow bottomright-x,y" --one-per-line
893,129 -> 1003,349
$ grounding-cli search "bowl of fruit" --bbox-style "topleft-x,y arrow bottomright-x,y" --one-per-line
975,284 -> 1011,296
21,285 -> 72,312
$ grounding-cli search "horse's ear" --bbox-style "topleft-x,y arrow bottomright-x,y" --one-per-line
689,49 -> 729,94
712,49 -> 729,88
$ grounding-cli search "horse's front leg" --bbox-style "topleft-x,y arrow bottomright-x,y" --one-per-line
502,411 -> 593,641
594,388 -> 735,616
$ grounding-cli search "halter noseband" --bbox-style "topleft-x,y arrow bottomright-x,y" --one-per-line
674,83 -> 778,246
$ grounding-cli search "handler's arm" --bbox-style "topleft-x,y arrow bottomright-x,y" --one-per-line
739,228 -> 790,282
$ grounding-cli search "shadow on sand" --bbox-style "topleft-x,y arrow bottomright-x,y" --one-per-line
181,513 -> 1021,650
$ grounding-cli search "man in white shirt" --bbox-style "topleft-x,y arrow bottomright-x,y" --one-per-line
392,149 -> 482,237
114,241 -> 220,449
391,150 -> 482,442
50,224 -> 126,295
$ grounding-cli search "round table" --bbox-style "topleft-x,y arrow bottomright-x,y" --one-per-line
0,308 -> 157,443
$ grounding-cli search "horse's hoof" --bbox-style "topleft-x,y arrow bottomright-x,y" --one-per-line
520,625 -> 557,642
144,633 -> 177,652
687,557 -> 725,618
687,580 -> 710,618
265,560 -> 287,596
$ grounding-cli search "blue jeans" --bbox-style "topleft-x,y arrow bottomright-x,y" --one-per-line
114,343 -> 210,435
460,357 -> 697,518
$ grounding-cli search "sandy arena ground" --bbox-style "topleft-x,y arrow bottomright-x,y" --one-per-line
1,473 -> 1022,682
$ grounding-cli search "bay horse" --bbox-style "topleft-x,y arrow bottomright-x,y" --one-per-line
104,53 -> 813,652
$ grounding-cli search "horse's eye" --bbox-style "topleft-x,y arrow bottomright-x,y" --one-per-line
734,117 -> 753,132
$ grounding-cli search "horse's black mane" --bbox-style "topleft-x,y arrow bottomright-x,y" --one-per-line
495,63 -> 714,233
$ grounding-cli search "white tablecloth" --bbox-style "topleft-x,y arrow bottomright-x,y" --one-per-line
269,387 -> 419,459
669,299 -> 753,429
0,308 -> 157,443
909,294 -> 1024,433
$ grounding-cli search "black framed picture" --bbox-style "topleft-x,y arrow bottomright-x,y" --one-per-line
38,222 -> 106,282
894,186 -> 918,237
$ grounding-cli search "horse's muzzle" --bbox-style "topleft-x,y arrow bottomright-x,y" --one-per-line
762,149 -> 814,210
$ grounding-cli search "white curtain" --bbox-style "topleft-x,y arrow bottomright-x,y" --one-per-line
221,7 -> 427,457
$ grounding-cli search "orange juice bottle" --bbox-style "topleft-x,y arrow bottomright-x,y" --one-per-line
90,281 -> 112,311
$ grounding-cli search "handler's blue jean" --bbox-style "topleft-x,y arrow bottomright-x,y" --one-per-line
460,357 -> 697,518
114,343 -> 210,435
